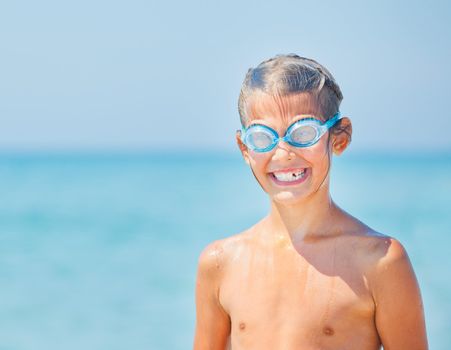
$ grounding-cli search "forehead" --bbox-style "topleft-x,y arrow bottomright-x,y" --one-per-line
245,92 -> 323,127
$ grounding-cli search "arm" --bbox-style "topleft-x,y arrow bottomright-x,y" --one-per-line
193,241 -> 231,350
370,238 -> 428,350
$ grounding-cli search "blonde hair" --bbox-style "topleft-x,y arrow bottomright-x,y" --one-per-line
238,54 -> 344,133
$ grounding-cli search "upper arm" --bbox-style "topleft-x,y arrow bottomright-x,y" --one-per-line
193,240 -> 231,350
370,238 -> 428,350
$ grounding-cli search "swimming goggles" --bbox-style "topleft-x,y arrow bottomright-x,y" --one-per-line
239,112 -> 342,152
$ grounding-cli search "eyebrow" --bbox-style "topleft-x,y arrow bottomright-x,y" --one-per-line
248,114 -> 322,128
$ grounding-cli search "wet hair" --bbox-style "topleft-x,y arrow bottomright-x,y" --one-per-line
238,54 -> 349,138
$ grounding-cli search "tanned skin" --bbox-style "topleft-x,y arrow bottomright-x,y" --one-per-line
193,93 -> 428,350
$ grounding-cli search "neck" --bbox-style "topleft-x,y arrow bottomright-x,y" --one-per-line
263,184 -> 341,244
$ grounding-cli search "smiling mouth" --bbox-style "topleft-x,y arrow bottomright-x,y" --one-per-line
269,168 -> 310,185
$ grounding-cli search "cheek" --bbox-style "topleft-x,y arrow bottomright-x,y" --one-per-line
292,141 -> 331,176
249,152 -> 271,170
308,141 -> 332,172
294,142 -> 328,162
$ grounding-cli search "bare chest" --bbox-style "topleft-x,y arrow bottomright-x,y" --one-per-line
219,248 -> 379,350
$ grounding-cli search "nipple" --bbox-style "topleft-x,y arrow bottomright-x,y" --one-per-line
239,322 -> 246,331
322,326 -> 334,336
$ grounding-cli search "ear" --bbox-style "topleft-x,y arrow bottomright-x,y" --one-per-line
236,130 -> 251,165
331,116 -> 352,156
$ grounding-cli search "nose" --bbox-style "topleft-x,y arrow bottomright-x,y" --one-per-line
272,139 -> 296,160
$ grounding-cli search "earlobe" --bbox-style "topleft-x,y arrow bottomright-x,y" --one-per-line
333,143 -> 343,156
332,138 -> 347,156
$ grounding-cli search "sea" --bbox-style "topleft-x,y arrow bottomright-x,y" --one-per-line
0,151 -> 449,350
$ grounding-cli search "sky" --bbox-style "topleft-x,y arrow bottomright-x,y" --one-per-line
1,0 -> 450,154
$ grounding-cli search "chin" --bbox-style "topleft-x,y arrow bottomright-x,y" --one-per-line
271,191 -> 310,206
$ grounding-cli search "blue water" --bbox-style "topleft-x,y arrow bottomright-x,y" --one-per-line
0,152 -> 449,350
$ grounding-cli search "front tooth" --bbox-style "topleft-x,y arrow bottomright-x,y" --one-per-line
274,169 -> 305,181
275,173 -> 286,181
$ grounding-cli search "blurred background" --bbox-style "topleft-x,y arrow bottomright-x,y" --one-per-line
0,0 -> 450,349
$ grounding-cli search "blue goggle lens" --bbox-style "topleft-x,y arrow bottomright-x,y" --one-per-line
247,130 -> 274,150
289,122 -> 319,145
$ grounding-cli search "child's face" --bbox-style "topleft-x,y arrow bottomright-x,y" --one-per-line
236,92 -> 351,205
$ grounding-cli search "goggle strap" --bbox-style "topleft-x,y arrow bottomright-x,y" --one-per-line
324,112 -> 342,129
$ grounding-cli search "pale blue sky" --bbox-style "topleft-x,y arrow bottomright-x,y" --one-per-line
1,0 -> 450,154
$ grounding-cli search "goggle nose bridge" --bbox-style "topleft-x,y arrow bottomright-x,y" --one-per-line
273,131 -> 295,145
267,135 -> 295,152
278,134 -> 291,145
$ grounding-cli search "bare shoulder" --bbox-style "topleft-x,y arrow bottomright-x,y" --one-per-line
352,230 -> 409,273
197,228 -> 253,277
371,233 -> 409,266
342,223 -> 416,295
334,209 -> 405,265
362,232 -> 414,284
